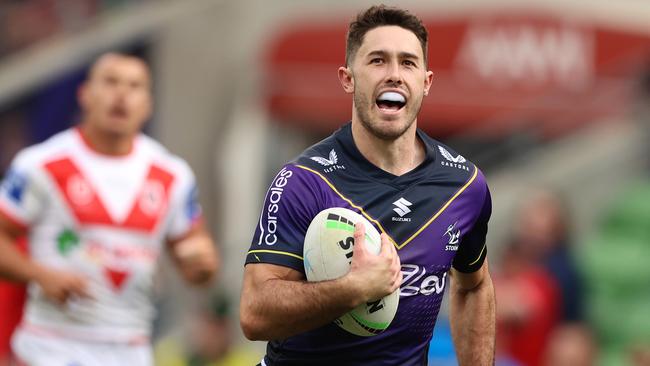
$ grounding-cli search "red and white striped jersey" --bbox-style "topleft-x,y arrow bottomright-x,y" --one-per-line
0,128 -> 202,343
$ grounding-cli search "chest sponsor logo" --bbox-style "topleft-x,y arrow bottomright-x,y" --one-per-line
84,240 -> 158,292
392,197 -> 412,222
258,167 -> 293,246
400,264 -> 447,297
438,146 -> 470,171
444,221 -> 461,251
310,149 -> 346,173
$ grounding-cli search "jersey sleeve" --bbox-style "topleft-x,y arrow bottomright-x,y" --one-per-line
0,150 -> 47,229
246,164 -> 321,273
165,160 -> 203,240
452,172 -> 492,273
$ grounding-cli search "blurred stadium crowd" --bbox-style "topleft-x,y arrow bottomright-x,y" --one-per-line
0,1 -> 650,365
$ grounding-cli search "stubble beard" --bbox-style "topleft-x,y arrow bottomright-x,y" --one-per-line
353,90 -> 422,141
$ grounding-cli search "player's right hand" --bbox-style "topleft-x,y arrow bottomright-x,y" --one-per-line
33,266 -> 91,305
346,222 -> 402,304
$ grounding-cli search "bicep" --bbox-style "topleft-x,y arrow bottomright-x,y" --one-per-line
450,261 -> 489,292
241,263 -> 304,311
452,184 -> 491,273
243,263 -> 304,290
246,165 -> 320,272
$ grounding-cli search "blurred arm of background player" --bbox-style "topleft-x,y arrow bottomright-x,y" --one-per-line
0,215 -> 90,305
449,261 -> 496,366
239,223 -> 402,341
167,224 -> 219,286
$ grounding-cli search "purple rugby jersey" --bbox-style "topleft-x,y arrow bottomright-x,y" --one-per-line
246,123 -> 491,366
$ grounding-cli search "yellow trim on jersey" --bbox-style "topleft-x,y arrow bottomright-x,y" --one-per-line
247,249 -> 303,261
468,244 -> 486,266
296,164 -> 479,250
296,165 -> 393,246
399,166 -> 478,249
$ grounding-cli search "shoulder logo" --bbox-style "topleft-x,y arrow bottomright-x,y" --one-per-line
438,146 -> 466,163
310,149 -> 346,173
311,149 -> 338,166
437,146 -> 470,171
444,221 -> 461,251
0,169 -> 27,204
392,197 -> 412,222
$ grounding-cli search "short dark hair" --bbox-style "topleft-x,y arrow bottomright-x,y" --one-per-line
345,5 -> 428,66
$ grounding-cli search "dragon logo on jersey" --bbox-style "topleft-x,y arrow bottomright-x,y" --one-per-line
310,149 -> 346,173
57,228 -> 80,256
438,146 -> 470,171
444,221 -> 461,251
139,180 -> 165,216
67,175 -> 94,206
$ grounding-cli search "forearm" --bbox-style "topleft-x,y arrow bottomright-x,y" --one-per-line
241,271 -> 361,340
0,238 -> 42,284
449,270 -> 496,366
169,230 -> 219,286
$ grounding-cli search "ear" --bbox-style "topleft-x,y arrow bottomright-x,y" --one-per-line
338,66 -> 354,94
423,70 -> 434,96
77,82 -> 89,108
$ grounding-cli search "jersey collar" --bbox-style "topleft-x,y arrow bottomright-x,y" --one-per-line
334,122 -> 436,188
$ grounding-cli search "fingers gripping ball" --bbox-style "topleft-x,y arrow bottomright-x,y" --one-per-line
303,207 -> 399,336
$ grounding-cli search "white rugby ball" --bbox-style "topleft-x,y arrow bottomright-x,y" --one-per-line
303,207 -> 399,336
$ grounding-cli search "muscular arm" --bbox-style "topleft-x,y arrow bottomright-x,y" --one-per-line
240,225 -> 401,341
240,263 -> 362,340
449,261 -> 496,366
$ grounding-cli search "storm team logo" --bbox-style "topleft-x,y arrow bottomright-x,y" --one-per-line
444,221 -> 461,251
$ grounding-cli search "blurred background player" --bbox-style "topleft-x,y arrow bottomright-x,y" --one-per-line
0,52 -> 219,366
240,5 -> 495,365
495,188 -> 594,366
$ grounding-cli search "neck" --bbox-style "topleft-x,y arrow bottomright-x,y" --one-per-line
78,122 -> 135,156
351,119 -> 425,176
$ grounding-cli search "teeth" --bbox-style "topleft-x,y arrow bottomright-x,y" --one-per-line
377,92 -> 405,103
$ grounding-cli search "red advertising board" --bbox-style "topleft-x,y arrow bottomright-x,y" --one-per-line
265,11 -> 650,137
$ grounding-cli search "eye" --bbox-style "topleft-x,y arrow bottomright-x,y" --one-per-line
104,75 -> 119,86
403,60 -> 416,67
370,58 -> 384,65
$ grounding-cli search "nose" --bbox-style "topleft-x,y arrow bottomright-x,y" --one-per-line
385,60 -> 402,85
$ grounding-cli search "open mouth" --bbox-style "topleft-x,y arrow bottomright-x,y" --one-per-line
109,105 -> 128,119
376,91 -> 406,113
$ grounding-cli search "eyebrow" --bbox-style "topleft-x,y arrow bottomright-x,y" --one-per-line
366,50 -> 421,61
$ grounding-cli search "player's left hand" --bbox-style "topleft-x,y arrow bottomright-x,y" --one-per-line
172,233 -> 219,286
